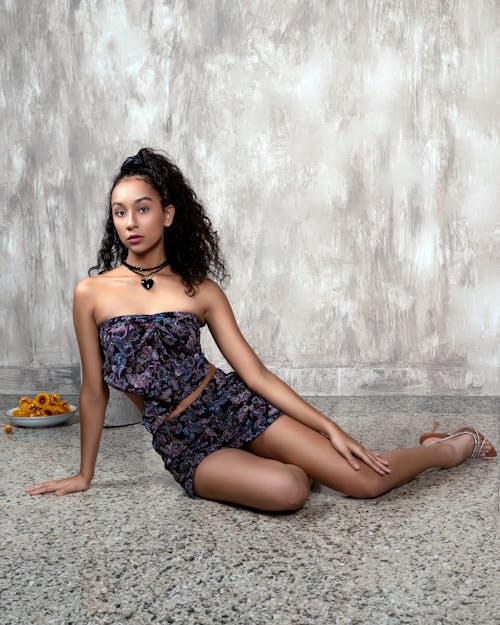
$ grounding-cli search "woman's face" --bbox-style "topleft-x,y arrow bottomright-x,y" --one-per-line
111,177 -> 174,255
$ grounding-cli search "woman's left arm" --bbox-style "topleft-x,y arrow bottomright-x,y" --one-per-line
202,281 -> 390,475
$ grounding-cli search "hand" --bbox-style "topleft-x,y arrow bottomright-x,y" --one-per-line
327,425 -> 391,476
24,473 -> 91,496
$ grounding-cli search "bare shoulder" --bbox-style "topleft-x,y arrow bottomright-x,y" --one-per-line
74,268 -> 121,294
73,272 -> 115,317
74,274 -> 104,300
74,275 -> 93,293
195,279 -> 234,323
197,277 -> 224,295
196,278 -> 228,306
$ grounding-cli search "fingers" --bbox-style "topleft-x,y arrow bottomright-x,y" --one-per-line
342,450 -> 361,471
332,440 -> 367,471
24,481 -> 59,496
330,429 -> 391,475
353,447 -> 391,476
334,440 -> 391,476
25,475 -> 89,496
25,479 -> 72,496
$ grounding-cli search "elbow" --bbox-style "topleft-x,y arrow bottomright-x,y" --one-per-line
242,365 -> 273,394
79,383 -> 109,407
78,389 -> 108,428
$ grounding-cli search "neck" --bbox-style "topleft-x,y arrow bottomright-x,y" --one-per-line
124,253 -> 168,269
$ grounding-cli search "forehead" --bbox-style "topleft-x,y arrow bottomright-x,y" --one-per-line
111,176 -> 160,203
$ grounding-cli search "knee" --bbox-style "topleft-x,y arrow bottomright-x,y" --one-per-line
347,476 -> 385,500
272,466 -> 310,511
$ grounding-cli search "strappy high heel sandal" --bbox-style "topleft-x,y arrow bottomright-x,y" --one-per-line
419,421 -> 497,458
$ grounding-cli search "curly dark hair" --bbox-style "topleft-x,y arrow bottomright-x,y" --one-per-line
89,148 -> 228,294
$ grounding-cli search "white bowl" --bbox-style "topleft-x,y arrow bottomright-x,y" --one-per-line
6,404 -> 77,428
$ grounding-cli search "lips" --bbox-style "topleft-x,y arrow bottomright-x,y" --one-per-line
127,235 -> 143,243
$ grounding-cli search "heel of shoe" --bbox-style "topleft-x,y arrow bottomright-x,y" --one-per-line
419,420 -> 442,445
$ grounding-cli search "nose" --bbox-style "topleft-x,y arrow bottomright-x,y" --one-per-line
126,211 -> 137,230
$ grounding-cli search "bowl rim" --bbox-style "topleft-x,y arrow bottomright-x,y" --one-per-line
6,404 -> 77,419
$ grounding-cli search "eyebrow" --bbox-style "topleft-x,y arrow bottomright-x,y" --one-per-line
111,196 -> 154,207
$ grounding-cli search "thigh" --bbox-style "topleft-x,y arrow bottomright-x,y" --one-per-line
192,448 -> 310,512
248,415 -> 387,498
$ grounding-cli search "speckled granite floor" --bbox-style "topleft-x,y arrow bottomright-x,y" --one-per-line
1,395 -> 498,625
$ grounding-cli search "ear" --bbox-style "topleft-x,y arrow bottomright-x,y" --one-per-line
164,204 -> 175,227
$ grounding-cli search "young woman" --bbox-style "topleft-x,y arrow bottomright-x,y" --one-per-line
25,149 -> 496,511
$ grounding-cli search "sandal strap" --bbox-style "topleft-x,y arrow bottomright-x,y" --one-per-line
461,427 -> 482,458
427,428 -> 482,458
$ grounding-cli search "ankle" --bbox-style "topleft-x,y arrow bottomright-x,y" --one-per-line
425,441 -> 456,469
437,443 -> 457,469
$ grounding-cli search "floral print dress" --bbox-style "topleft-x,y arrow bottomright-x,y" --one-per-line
98,312 -> 281,496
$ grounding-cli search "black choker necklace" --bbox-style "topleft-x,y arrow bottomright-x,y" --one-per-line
122,259 -> 169,290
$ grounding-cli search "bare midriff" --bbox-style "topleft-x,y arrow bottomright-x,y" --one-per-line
124,363 -> 216,421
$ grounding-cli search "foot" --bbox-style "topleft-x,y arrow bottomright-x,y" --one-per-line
421,431 -> 492,468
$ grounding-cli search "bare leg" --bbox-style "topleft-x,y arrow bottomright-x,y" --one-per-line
249,416 -> 477,499
192,448 -> 310,511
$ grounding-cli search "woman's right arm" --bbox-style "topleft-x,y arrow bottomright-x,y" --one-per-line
25,279 -> 109,496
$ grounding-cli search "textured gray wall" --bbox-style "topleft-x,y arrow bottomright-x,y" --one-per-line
1,0 -> 499,395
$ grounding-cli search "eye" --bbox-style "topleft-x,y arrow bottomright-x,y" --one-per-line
114,209 -> 126,217
138,206 -> 149,213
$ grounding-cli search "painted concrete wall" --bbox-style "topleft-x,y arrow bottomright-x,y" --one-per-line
1,0 -> 499,395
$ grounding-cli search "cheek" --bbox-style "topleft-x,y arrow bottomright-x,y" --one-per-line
147,213 -> 167,230
112,218 -> 125,238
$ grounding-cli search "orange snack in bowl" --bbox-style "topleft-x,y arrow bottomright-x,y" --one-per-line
35,392 -> 50,408
52,406 -> 67,414
15,393 -> 73,417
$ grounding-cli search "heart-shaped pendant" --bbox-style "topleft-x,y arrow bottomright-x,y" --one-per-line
141,278 -> 154,290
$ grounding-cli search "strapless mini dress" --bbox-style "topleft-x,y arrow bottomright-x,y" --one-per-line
98,312 -> 281,496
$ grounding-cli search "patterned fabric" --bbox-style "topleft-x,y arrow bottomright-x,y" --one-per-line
98,312 -> 211,434
98,312 -> 281,496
